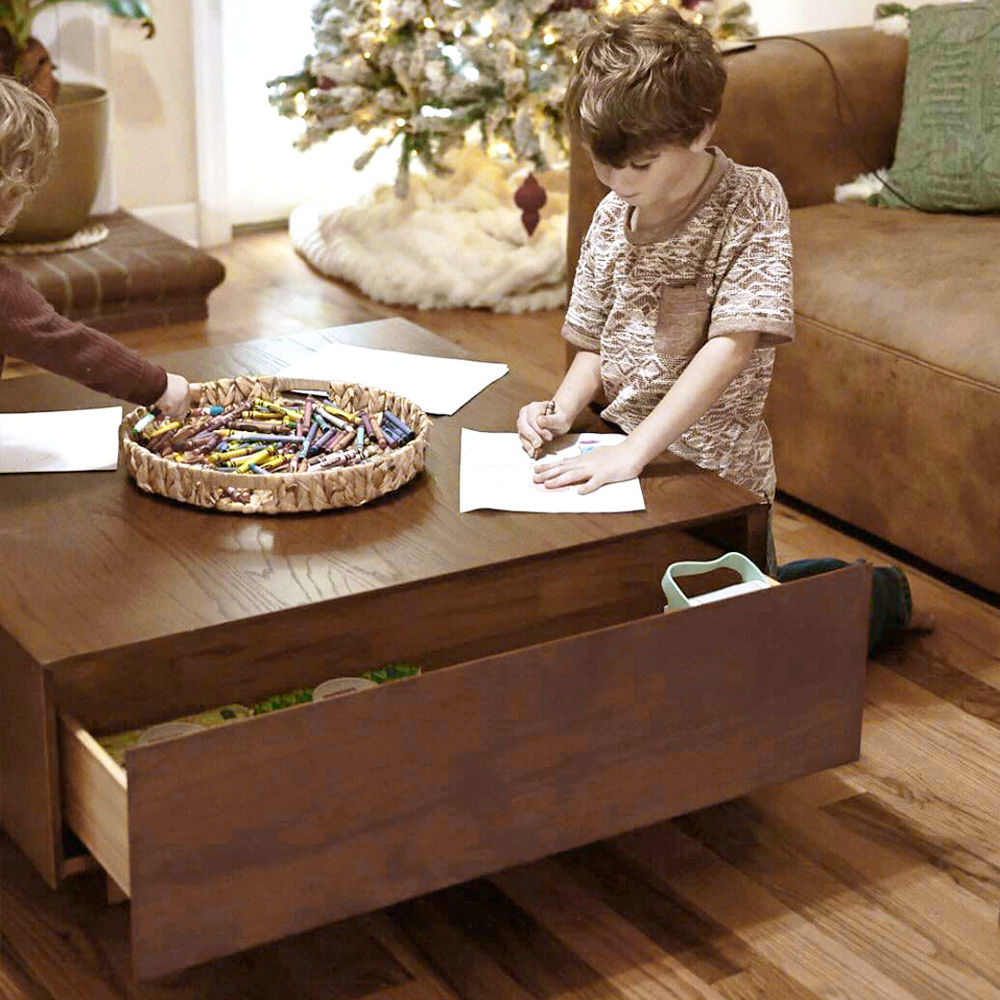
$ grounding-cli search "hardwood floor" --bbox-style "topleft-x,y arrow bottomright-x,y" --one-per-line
2,231 -> 999,999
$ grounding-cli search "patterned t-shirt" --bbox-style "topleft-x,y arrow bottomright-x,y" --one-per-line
564,148 -> 794,501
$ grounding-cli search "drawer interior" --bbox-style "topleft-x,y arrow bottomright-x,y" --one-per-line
57,564 -> 870,980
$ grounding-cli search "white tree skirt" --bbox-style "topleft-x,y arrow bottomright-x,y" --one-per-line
289,147 -> 568,313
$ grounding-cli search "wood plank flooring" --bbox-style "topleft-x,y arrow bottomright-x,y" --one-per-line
2,230 -> 998,999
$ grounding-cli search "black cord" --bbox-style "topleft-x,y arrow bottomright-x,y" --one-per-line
745,34 -> 925,211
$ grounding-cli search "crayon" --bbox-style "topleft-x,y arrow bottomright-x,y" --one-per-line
298,421 -> 319,459
322,404 -> 359,424
382,410 -> 413,439
148,420 -> 181,439
227,431 -> 307,443
235,448 -> 272,473
370,414 -> 388,449
133,412 -> 157,435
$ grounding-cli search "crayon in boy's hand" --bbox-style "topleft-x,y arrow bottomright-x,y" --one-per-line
528,400 -> 557,460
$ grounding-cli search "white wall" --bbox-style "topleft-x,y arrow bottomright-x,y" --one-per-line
32,7 -> 117,213
220,0 -> 396,227
109,2 -> 199,242
751,0 -> 877,36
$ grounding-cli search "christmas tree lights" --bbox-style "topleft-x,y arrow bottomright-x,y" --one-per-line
268,1 -> 756,196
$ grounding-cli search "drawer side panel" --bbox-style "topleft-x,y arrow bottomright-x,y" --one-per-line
59,714 -> 130,895
128,564 -> 869,980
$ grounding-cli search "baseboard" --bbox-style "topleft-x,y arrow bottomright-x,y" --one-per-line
127,202 -> 200,248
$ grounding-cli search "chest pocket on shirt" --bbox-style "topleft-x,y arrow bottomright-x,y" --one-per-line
655,282 -> 710,358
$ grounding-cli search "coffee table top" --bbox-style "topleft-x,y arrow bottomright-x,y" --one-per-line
0,318 -> 763,667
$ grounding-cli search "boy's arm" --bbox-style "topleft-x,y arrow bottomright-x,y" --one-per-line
622,331 -> 760,470
517,340 -> 601,456
533,331 -> 759,493
551,341 -> 602,422
0,264 -> 168,405
520,200 -> 614,456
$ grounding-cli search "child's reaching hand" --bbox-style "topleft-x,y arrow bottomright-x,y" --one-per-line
152,373 -> 192,418
517,399 -> 572,458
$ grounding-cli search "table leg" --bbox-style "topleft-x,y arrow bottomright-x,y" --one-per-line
0,638 -> 62,888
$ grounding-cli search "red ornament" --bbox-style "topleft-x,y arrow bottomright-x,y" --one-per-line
514,173 -> 547,236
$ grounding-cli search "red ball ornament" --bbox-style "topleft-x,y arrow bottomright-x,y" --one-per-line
514,173 -> 548,236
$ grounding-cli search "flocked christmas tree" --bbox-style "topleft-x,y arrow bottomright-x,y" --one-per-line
268,1 -> 756,199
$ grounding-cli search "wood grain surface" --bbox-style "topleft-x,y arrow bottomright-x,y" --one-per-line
2,230 -> 997,998
0,319 -> 764,669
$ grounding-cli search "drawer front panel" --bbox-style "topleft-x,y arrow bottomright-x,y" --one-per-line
127,564 -> 869,979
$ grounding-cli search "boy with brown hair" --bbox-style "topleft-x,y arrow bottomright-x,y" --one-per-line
519,3 -> 792,536
517,3 -> 929,646
0,76 -> 190,414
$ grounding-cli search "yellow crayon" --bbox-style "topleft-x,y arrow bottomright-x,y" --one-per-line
322,404 -> 359,424
147,420 -> 181,438
207,445 -> 256,464
259,399 -> 301,419
235,448 -> 272,473
227,445 -> 274,463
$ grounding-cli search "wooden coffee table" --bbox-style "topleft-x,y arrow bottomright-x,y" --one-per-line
0,318 -> 869,979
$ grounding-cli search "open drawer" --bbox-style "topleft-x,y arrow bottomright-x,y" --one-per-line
59,563 -> 870,980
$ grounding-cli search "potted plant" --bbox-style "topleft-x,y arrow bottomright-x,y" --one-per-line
0,1 -> 154,242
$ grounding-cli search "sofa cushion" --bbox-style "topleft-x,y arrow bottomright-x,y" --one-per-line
880,0 -> 1000,212
790,202 -> 1000,387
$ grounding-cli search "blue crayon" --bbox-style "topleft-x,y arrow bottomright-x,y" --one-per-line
379,419 -> 405,445
298,421 -> 319,458
382,410 -> 414,439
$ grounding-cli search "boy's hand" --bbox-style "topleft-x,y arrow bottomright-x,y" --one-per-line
517,400 -> 571,458
533,440 -> 643,495
153,372 -> 192,418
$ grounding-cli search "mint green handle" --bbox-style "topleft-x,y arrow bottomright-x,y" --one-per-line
661,552 -> 770,611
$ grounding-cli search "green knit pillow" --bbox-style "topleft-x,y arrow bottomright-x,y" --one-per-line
880,1 -> 1000,212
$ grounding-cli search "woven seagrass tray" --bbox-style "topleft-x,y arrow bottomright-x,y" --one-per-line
121,375 -> 431,514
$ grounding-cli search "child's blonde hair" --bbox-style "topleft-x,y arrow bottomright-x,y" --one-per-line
0,76 -> 59,204
565,3 -> 727,167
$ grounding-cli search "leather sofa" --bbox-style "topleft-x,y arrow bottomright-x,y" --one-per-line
566,27 -> 1000,593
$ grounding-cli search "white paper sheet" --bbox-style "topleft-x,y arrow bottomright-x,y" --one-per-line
459,429 -> 646,514
0,406 -> 122,474
278,342 -> 508,415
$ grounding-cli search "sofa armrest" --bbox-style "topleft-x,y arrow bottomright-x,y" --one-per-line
567,27 -> 908,283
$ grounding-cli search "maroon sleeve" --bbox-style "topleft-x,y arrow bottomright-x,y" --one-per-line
0,264 -> 167,405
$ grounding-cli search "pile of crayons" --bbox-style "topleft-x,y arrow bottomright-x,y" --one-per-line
132,388 -> 416,475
